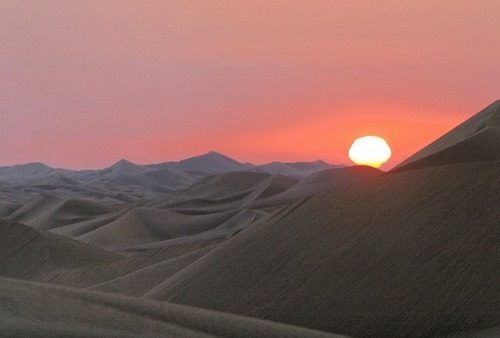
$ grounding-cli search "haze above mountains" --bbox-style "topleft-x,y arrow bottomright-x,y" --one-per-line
0,100 -> 499,337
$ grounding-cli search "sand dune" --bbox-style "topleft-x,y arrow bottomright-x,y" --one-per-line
0,102 -> 498,336
0,200 -> 19,219
0,277 -> 342,338
123,209 -> 260,251
144,161 -> 499,337
248,166 -> 382,209
137,103 -> 500,337
0,222 -> 51,280
46,239 -> 224,288
7,196 -> 118,230
88,246 -> 217,296
183,171 -> 283,199
7,171 -> 305,252
76,208 -> 240,250
0,221 -> 121,281
394,99 -> 500,171
258,160 -> 342,176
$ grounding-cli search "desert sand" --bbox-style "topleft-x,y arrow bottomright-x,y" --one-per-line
0,100 -> 499,337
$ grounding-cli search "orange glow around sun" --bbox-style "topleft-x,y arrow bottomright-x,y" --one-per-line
348,136 -> 392,168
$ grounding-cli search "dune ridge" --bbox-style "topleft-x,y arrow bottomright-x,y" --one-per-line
394,100 -> 500,171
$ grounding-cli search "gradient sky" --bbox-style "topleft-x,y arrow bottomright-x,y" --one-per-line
1,1 -> 499,169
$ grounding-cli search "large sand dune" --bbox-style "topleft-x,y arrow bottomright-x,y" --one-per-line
394,100 -> 500,171
144,161 -> 499,337
0,277 -> 342,338
0,101 -> 498,336
0,221 -> 121,280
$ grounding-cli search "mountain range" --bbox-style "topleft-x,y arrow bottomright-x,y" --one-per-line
0,152 -> 343,203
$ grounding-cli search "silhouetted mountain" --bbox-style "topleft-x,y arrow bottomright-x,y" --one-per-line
0,152 -> 341,191
0,162 -> 54,183
172,151 -> 253,173
101,159 -> 150,176
0,153 -> 343,205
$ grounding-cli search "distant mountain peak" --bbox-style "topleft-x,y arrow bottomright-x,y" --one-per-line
110,159 -> 137,167
206,150 -> 223,155
173,151 -> 250,173
16,162 -> 52,169
393,99 -> 500,172
102,159 -> 148,175
201,151 -> 238,161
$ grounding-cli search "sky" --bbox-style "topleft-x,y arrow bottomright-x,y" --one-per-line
1,1 -> 499,169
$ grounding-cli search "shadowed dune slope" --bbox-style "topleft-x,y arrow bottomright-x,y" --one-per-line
74,208 -> 243,250
298,165 -> 382,186
0,221 -> 121,280
394,99 -> 500,171
0,277 -> 344,338
182,171 -> 294,200
249,166 -> 382,209
47,239 -> 224,288
87,245 -> 217,297
145,161 -> 500,337
0,201 -> 19,218
258,160 -> 342,176
142,172 -> 296,214
7,196 -> 117,230
121,209 -> 261,252
40,231 -> 122,270
15,172 -> 298,253
0,222 -> 51,280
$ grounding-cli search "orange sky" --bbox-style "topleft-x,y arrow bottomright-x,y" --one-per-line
1,1 -> 499,169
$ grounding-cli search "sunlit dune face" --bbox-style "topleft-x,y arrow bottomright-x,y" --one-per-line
348,136 -> 392,168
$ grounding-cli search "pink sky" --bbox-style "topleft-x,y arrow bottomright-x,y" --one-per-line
1,1 -> 499,169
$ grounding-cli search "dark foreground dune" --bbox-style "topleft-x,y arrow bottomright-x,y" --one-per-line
146,161 -> 499,337
0,101 -> 499,337
0,277 -> 343,338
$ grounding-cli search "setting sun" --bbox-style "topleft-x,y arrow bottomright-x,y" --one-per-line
348,136 -> 392,168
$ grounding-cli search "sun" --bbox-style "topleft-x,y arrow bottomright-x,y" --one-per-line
348,136 -> 392,168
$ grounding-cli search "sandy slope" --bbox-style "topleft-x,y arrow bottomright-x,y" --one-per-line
2,160 -> 496,336
144,161 -> 500,337
87,245 -> 217,296
7,196 -> 118,230
0,277 -> 343,338
394,99 -> 500,171
46,239 -> 224,289
0,221 -> 121,280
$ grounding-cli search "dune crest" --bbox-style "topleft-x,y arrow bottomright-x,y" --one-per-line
393,99 -> 500,171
